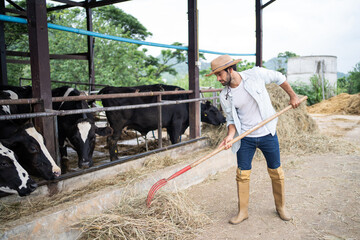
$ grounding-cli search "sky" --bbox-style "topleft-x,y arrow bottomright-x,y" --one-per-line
116,0 -> 360,73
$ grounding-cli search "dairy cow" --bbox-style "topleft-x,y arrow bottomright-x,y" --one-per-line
0,87 -> 61,180
52,86 -> 113,173
0,141 -> 37,196
201,100 -> 226,126
99,84 -> 225,161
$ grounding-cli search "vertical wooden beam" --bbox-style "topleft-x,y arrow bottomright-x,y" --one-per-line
256,0 -> 263,67
0,0 -> 8,85
27,0 -> 56,159
86,0 -> 95,92
188,0 -> 200,139
157,95 -> 162,148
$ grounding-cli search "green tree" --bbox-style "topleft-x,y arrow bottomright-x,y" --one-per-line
337,76 -> 348,94
4,0 -> 29,85
92,5 -> 151,40
4,3 -> 188,89
277,51 -> 298,74
48,5 -> 188,88
336,62 -> 360,94
237,60 -> 256,71
278,51 -> 298,59
347,62 -> 360,94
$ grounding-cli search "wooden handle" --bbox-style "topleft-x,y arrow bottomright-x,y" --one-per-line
190,96 -> 308,168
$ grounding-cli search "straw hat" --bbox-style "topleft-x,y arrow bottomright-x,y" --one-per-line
205,55 -> 242,77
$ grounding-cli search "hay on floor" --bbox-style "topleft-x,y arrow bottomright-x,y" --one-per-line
75,192 -> 211,240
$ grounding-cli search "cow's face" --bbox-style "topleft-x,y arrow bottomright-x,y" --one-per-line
3,124 -> 61,180
67,119 -> 112,169
201,101 -> 226,126
0,142 -> 37,196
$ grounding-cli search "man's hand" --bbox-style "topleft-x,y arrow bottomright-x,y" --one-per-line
218,135 -> 234,150
279,80 -> 301,109
289,95 -> 301,108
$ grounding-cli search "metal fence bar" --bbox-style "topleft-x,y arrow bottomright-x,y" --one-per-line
0,89 -> 221,105
0,96 -> 220,120
20,77 -> 109,88
200,88 -> 222,93
0,98 -> 41,105
52,90 -> 194,102
0,90 -> 194,105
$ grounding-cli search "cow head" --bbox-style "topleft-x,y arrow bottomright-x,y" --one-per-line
2,122 -> 61,180
66,118 -> 113,169
0,142 -> 37,196
201,101 -> 226,126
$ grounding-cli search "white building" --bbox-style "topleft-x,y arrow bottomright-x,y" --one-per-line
287,55 -> 337,97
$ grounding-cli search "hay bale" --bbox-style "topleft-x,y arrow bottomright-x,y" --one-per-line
307,93 -> 360,115
75,192 -> 211,240
201,123 -> 227,147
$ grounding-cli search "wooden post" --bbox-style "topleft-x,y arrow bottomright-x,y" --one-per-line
86,0 -> 95,92
256,0 -> 263,67
188,0 -> 200,139
27,0 -> 56,160
0,0 -> 7,85
157,95 -> 162,148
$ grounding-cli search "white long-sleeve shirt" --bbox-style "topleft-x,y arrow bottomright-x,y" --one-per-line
219,67 -> 286,154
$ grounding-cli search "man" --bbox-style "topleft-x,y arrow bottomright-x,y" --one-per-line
206,55 -> 300,224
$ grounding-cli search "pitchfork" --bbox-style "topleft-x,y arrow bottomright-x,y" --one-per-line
146,96 -> 308,207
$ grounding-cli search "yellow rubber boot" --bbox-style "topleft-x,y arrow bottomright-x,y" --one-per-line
229,168 -> 251,224
268,166 -> 292,221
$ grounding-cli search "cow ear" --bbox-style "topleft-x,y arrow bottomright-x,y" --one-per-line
205,101 -> 211,107
95,126 -> 113,137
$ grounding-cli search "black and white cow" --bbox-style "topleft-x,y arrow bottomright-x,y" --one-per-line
99,84 -> 225,161
0,87 -> 61,180
52,86 -> 113,173
0,141 -> 37,196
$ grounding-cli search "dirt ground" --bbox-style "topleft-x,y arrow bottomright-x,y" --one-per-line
186,114 -> 360,240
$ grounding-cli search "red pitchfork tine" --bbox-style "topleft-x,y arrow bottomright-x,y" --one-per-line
146,179 -> 167,207
146,165 -> 191,207
146,96 -> 308,208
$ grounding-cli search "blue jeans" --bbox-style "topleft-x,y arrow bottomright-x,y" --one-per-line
236,133 -> 280,170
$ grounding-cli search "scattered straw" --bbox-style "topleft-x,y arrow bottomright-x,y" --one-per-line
75,192 -> 211,240
0,147 -> 213,227
0,169 -> 141,228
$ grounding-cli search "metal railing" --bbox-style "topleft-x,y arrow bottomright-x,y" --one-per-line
0,86 -> 222,197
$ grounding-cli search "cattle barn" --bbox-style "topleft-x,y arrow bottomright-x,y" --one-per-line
0,0 -> 271,238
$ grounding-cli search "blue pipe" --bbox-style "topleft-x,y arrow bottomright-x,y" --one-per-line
0,14 -> 256,56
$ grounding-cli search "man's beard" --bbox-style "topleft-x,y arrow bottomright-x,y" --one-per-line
221,72 -> 232,86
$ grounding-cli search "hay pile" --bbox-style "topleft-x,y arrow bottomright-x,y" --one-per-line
0,170 -> 142,231
202,84 -> 359,156
307,93 -> 360,115
76,192 -> 211,240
